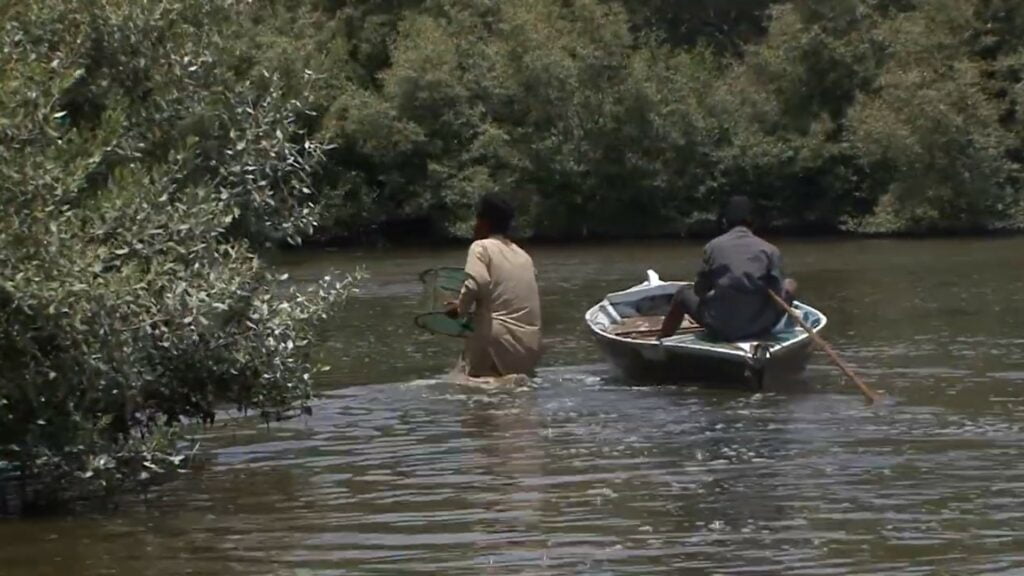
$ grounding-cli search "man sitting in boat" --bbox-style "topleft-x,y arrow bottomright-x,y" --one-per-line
659,195 -> 798,342
445,192 -> 542,377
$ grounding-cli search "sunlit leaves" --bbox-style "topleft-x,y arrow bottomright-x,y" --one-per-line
0,0 -> 355,511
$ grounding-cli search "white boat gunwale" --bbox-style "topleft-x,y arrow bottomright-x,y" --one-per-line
585,271 -> 828,364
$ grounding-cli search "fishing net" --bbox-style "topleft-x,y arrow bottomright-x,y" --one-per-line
418,266 -> 468,294
414,311 -> 473,338
414,266 -> 474,338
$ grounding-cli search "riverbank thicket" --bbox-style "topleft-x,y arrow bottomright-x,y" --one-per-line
274,0 -> 1024,240
1,0 -> 353,512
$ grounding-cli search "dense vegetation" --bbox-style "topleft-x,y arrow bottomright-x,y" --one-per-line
245,0 -> 1024,239
2,0 -> 1023,511
0,0 -> 354,512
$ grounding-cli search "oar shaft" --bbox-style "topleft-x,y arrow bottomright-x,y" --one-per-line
766,290 -> 880,403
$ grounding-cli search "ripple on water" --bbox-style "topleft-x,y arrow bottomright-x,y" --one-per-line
9,241 -> 1024,576
54,365 -> 1003,575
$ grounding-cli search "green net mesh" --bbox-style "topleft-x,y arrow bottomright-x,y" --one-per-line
415,266 -> 474,338
414,311 -> 473,338
418,266 -> 468,294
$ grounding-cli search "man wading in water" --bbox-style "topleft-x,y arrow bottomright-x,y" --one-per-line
659,195 -> 798,342
446,193 -> 542,378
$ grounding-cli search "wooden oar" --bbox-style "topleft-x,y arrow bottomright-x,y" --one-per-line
766,289 -> 881,404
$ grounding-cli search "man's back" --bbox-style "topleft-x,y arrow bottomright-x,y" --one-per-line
482,238 -> 541,329
696,226 -> 784,341
462,237 -> 541,375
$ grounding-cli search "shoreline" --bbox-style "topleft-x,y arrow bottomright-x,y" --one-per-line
281,226 -> 1024,252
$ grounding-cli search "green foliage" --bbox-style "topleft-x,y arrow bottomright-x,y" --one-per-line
695,0 -> 888,231
296,0 -> 1024,240
0,0 -> 353,511
847,0 -> 1016,232
622,0 -> 779,52
321,0 -> 721,239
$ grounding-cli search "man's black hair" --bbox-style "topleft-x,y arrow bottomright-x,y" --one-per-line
476,192 -> 515,235
723,195 -> 753,229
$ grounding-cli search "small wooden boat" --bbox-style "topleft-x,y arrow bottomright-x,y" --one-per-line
585,270 -> 828,389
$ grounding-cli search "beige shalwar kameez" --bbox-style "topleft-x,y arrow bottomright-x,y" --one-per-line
457,236 -> 542,377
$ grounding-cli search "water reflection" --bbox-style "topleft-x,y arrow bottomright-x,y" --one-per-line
455,382 -> 549,571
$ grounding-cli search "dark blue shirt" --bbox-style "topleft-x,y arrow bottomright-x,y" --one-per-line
694,226 -> 786,341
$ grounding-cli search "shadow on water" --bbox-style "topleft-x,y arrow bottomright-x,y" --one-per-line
4,237 -> 1024,574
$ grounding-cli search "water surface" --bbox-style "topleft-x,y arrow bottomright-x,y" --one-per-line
3,237 -> 1024,575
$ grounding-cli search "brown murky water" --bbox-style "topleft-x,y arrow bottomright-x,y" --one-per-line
3,237 -> 1024,575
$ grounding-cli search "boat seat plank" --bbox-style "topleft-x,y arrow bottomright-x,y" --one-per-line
606,315 -> 701,339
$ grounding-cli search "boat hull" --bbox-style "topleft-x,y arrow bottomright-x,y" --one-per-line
591,330 -> 813,390
585,271 -> 826,391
